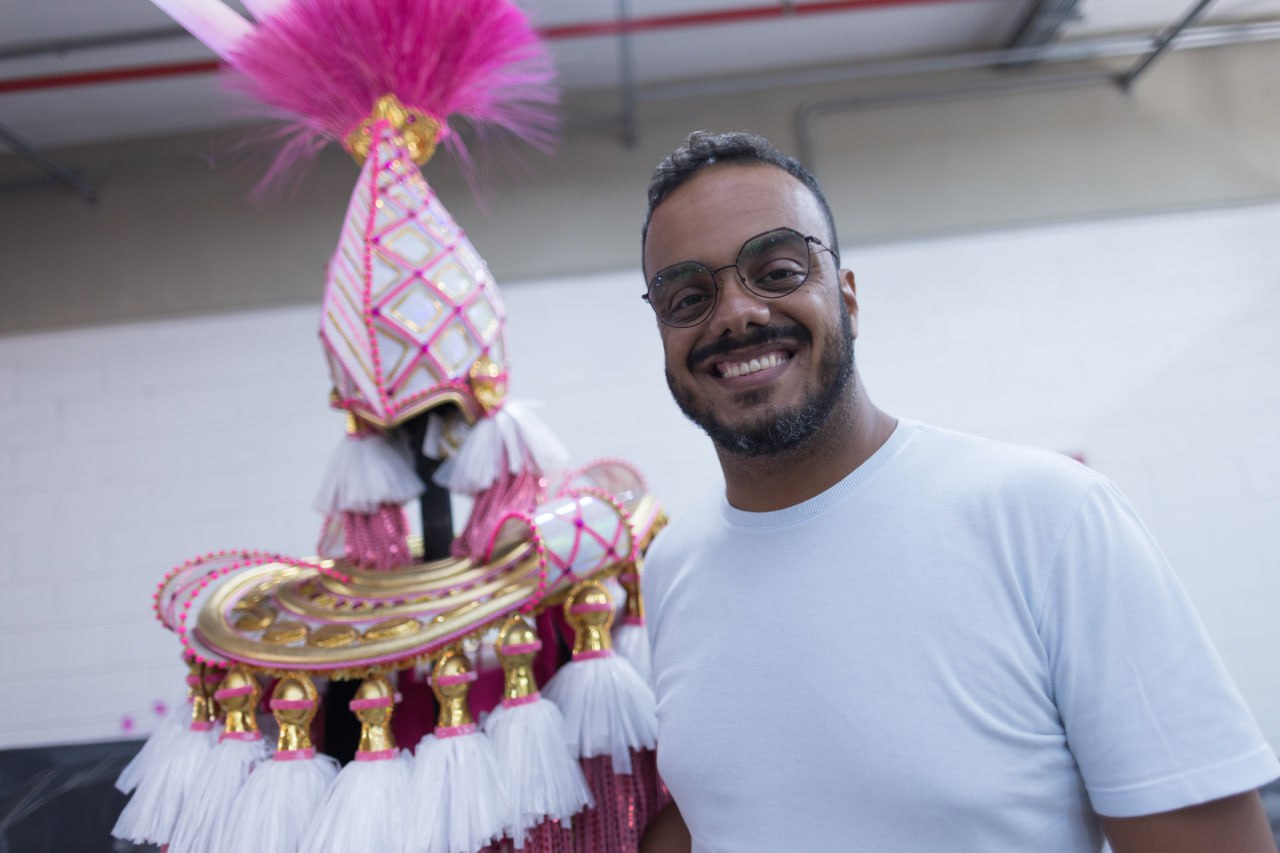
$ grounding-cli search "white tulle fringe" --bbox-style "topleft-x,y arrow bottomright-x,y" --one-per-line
300,756 -> 412,853
220,754 -> 340,852
542,655 -> 657,775
112,725 -> 214,845
115,700 -> 189,794
613,623 -> 653,686
314,432 -> 424,515
435,401 -> 569,494
409,732 -> 509,853
168,736 -> 269,853
484,699 -> 594,847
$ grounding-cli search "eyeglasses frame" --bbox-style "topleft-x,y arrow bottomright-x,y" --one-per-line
641,226 -> 841,328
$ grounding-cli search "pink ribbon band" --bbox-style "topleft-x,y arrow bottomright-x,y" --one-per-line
203,673 -> 225,684
618,573 -> 641,584
500,641 -> 542,655
435,724 -> 477,739
349,696 -> 393,711
219,730 -> 263,742
569,602 -> 614,614
355,748 -> 398,762
434,671 -> 478,687
190,721 -> 213,732
501,693 -> 541,708
185,675 -> 200,686
623,615 -> 646,627
270,698 -> 316,710
573,648 -> 614,661
214,685 -> 255,700
274,748 -> 316,761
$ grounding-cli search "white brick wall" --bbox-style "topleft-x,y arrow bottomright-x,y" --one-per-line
1,201 -> 1278,749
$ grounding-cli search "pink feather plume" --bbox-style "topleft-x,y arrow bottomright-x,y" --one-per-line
227,0 -> 557,181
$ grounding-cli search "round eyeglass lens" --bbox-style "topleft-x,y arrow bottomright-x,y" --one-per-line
737,228 -> 811,296
650,263 -> 718,327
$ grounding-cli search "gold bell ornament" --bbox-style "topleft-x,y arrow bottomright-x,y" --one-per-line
301,673 -> 412,853
221,674 -> 340,852
484,616 -> 594,852
408,647 -> 510,853
169,665 -> 270,853
542,581 -> 666,853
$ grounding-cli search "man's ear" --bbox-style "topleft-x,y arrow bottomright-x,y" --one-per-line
840,268 -> 858,339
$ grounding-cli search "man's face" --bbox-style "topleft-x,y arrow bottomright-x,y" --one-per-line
643,164 -> 857,457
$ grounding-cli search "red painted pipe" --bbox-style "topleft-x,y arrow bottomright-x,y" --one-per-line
0,0 -> 967,95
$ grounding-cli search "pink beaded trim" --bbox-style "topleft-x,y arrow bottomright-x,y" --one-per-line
190,721 -> 213,732
622,615 -> 646,627
349,696 -> 393,711
356,748 -> 398,761
435,724 -> 477,738
499,641 -> 542,655
501,693 -> 540,708
269,698 -> 316,710
214,685 -> 255,700
274,748 -> 315,761
219,730 -> 263,743
573,649 -> 614,661
434,671 -> 478,687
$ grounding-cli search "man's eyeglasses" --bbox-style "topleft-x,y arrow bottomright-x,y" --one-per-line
642,227 -> 840,328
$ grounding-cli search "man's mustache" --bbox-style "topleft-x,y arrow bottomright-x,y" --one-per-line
687,325 -> 811,371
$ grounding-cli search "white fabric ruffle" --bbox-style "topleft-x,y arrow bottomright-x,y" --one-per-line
542,654 -> 657,775
613,622 -> 653,686
168,735 -> 269,853
220,753 -> 340,852
434,401 -> 569,494
112,725 -> 214,846
408,731 -> 509,853
314,432 -> 424,515
484,698 -> 594,847
300,756 -> 412,853
115,700 -> 189,794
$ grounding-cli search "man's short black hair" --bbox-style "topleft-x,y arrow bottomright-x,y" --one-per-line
642,130 -> 839,261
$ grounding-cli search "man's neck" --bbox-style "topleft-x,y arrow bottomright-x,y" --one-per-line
718,379 -> 895,513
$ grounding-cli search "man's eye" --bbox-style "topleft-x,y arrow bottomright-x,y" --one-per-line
751,264 -> 805,288
670,290 -> 711,312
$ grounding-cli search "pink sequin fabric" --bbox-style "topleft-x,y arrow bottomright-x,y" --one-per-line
574,750 -> 669,853
341,504 -> 411,570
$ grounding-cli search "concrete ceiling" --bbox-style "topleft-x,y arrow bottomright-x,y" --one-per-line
1,0 -> 1277,152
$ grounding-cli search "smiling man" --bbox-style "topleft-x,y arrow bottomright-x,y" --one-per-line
637,131 -> 1279,853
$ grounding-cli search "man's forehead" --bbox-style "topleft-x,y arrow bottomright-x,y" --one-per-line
644,164 -> 823,271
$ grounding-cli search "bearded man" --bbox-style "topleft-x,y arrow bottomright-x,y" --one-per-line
636,130 -> 1279,853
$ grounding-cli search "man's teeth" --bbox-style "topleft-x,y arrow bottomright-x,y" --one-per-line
720,353 -> 788,378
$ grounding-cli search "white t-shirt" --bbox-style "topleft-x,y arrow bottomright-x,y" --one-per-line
643,420 -> 1278,853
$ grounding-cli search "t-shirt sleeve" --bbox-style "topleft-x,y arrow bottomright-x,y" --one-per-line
1038,478 -> 1279,818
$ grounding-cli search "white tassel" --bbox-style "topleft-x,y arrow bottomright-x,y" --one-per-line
409,731 -> 509,853
115,700 -> 189,794
220,753 -> 340,852
435,401 -> 569,494
112,724 -> 215,845
300,756 -> 413,853
314,431 -> 424,515
168,736 -> 269,853
543,654 -> 657,775
613,622 -> 653,686
484,699 -> 594,847
422,410 -> 474,460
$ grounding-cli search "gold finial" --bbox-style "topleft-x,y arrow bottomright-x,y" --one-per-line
217,666 -> 262,736
352,673 -> 398,754
189,661 -> 218,726
564,580 -> 615,656
345,93 -> 442,166
468,355 -> 507,414
495,616 -> 541,702
618,562 -> 645,624
271,675 -> 319,752
343,409 -> 360,436
431,648 -> 476,729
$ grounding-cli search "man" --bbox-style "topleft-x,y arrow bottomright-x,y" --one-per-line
636,130 -> 1279,853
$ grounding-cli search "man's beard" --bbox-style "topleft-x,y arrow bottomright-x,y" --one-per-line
666,311 -> 855,458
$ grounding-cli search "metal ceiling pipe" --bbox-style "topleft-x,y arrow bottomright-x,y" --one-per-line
1119,0 -> 1216,89
0,122 -> 97,202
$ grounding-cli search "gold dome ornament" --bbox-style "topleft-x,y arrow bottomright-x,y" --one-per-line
487,616 -> 595,847
221,673 -> 341,852
564,579 -> 617,657
352,672 -> 399,757
409,648 -> 509,852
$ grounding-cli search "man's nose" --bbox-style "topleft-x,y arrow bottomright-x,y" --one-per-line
707,268 -> 769,338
